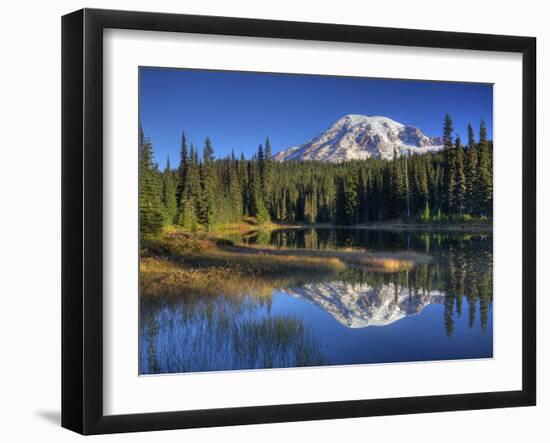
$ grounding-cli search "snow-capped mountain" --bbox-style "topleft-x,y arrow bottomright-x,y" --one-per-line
287,282 -> 445,328
274,114 -> 443,162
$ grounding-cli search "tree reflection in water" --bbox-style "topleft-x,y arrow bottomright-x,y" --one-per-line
140,229 -> 492,374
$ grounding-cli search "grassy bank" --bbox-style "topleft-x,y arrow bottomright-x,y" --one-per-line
224,243 -> 429,272
141,229 -> 345,300
140,225 -> 430,300
166,217 -> 301,237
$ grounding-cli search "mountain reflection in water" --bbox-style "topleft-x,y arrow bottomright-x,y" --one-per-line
140,228 -> 493,374
287,282 -> 445,328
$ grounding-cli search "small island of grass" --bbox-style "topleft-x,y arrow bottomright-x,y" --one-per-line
140,219 -> 433,301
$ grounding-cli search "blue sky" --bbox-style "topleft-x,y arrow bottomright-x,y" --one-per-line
139,67 -> 493,166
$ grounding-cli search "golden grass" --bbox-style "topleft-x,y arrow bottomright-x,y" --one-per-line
174,217 -> 300,237
140,255 -> 343,300
359,257 -> 415,272
141,257 -> 274,299
227,243 -> 426,272
140,236 -> 346,299
140,227 -> 430,300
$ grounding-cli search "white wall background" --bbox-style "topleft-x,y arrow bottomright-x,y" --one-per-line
0,0 -> 546,441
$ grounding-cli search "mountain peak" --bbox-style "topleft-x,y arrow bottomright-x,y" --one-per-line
274,114 -> 442,162
336,114 -> 404,128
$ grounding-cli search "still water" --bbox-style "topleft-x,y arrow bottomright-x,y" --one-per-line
140,228 -> 493,374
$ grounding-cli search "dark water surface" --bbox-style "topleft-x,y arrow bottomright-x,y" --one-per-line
140,228 -> 493,374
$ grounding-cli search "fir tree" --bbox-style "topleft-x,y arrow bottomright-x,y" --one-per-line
341,169 -> 359,225
228,160 -> 243,220
264,138 -> 272,162
454,136 -> 466,215
390,147 -> 405,218
239,151 -> 249,216
418,159 -> 429,216
257,143 -> 265,166
139,135 -> 164,236
477,120 -> 492,216
161,157 -> 178,224
263,137 -> 274,214
257,144 -> 266,205
200,137 -> 217,227
443,114 -> 456,214
246,157 -> 268,221
179,144 -> 201,230
404,152 -> 411,218
422,201 -> 431,223
465,124 -> 478,214
175,131 -> 188,207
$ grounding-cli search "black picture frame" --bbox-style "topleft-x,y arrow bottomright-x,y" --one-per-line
62,8 -> 536,435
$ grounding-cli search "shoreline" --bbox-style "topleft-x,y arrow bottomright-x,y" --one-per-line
254,222 -> 493,233
160,220 -> 493,239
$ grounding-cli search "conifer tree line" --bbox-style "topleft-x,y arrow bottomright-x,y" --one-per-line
140,114 -> 493,235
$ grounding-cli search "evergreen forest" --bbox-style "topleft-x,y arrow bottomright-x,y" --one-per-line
140,114 -> 493,236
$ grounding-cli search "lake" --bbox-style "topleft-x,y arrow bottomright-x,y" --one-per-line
139,228 -> 493,374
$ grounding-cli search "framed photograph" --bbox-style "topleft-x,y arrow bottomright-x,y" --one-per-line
62,8 -> 536,435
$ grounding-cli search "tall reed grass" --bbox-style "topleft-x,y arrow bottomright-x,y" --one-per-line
140,297 -> 326,374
